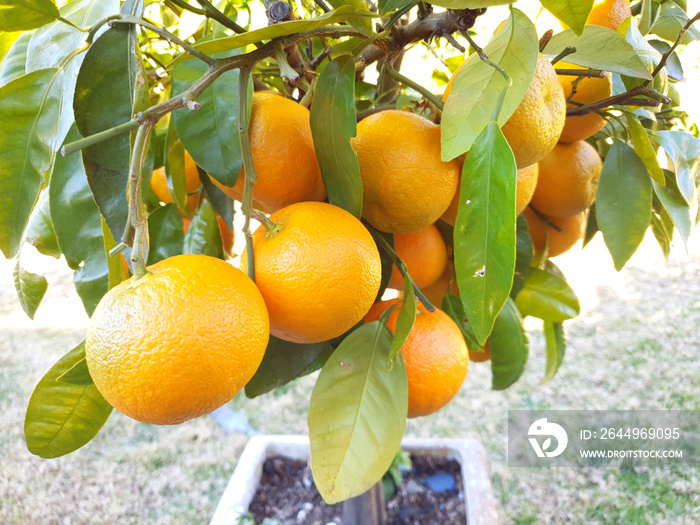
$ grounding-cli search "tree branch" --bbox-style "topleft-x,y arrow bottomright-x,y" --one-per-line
644,11 -> 700,87
566,85 -> 671,116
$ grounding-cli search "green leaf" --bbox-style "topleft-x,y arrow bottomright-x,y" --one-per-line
0,0 -> 60,32
441,293 -> 485,352
648,39 -> 684,81
309,321 -> 407,504
423,0 -> 511,9
0,29 -> 20,59
25,341 -> 112,458
326,0 -> 373,36
541,0 -> 593,35
147,204 -> 184,265
310,55 -> 363,218
73,25 -> 138,242
454,123 -> 517,345
184,199 -> 224,259
621,19 -> 668,94
650,212 -> 672,258
595,141 -> 652,271
652,170 -> 692,249
101,217 -> 128,290
13,259 -> 47,319
650,1 -> 700,45
57,356 -> 93,386
625,113 -> 664,185
171,38 -> 249,187
511,214 -> 533,300
0,67 -> 63,258
543,25 -> 652,79
49,125 -> 109,316
198,168 -> 234,229
178,7 -> 373,63
390,279 -> 416,362
514,267 -> 580,322
489,298 -> 528,390
653,130 -> 700,205
245,336 -> 333,398
24,191 -> 61,258
441,8 -> 538,161
542,321 -> 565,384
0,29 -> 31,85
162,122 -> 195,215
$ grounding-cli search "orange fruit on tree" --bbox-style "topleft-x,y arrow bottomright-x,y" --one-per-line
529,140 -> 602,218
389,224 -> 448,290
470,341 -> 492,363
212,91 -> 326,214
523,207 -> 587,257
182,214 -> 235,256
587,0 -> 631,31
240,202 -> 381,344
352,110 -> 460,234
557,62 -> 612,143
364,298 -> 468,418
420,263 -> 452,308
150,150 -> 201,209
85,254 -> 269,425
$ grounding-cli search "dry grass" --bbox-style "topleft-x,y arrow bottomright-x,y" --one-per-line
1,232 -> 699,524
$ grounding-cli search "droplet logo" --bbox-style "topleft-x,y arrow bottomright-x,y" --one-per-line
528,418 -> 568,458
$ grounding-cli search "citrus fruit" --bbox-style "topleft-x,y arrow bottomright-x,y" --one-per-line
212,91 -> 326,213
500,53 -> 566,169
150,150 -> 201,209
523,207 -> 587,257
420,263 -> 452,308
182,214 -> 235,256
240,202 -> 381,344
441,162 -> 539,225
557,62 -> 612,143
85,254 -> 269,425
389,224 -> 448,290
352,110 -> 460,234
364,298 -> 468,418
529,140 -> 602,218
470,341 -> 491,363
587,0 -> 631,31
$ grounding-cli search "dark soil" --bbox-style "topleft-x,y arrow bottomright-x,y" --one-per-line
248,455 -> 466,525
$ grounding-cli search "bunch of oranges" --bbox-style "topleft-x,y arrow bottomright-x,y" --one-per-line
85,2 -> 627,427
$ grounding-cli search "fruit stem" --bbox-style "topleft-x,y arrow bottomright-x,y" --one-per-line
555,68 -> 606,78
549,46 -> 576,66
252,210 -> 282,236
383,64 -> 444,111
238,66 -> 258,282
273,40 -> 300,82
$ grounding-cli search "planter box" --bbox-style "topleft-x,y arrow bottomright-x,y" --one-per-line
210,435 -> 498,524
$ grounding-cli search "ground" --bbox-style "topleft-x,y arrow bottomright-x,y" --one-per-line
1,230 -> 698,524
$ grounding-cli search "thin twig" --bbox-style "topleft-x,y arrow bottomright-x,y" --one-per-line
383,64 -> 444,110
566,85 -> 671,116
555,68 -> 605,78
550,46 -> 576,65
644,11 -> 700,87
238,67 -> 258,282
195,0 -> 247,34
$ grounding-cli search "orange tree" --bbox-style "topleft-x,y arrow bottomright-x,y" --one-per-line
2,0 -> 699,505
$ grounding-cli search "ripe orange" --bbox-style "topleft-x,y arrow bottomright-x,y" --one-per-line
389,224 -> 448,290
240,202 -> 381,344
150,150 -> 201,208
529,141 -> 602,218
587,0 -> 631,31
212,91 -> 326,214
557,62 -> 612,143
364,298 -> 468,418
352,110 -> 460,234
523,207 -> 587,257
441,162 -> 539,226
470,341 -> 492,363
182,214 -> 235,256
85,254 -> 269,425
420,263 -> 452,308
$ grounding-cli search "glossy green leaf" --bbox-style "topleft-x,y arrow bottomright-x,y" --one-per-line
0,29 -> 30,85
514,267 -> 580,322
621,19 -> 668,94
172,38 -> 249,187
543,25 -> 652,79
625,113 -> 664,185
652,170 -> 692,249
542,321 -> 566,384
25,341 -> 112,458
24,191 -> 60,258
101,217 -> 129,290
0,0 -> 60,31
653,130 -> 700,205
648,40 -> 684,81
13,259 -> 47,319
326,0 -> 373,35
454,123 -> 517,345
199,168 -> 234,229
184,199 -> 224,259
638,0 -> 659,36
650,212 -> 672,258
541,0 -> 593,35
245,336 -> 333,398
583,204 -> 599,248
489,298 -> 529,391
162,122 -> 195,215
441,293 -> 485,353
0,67 -> 63,258
596,141 -> 652,271
390,279 -> 416,362
650,1 -> 700,44
73,25 -> 138,242
49,125 -> 109,315
310,55 -> 362,218
309,321 -> 407,504
57,356 -> 93,386
0,29 -> 20,59
441,9 -> 538,161
511,214 -> 533,300
147,204 -> 184,265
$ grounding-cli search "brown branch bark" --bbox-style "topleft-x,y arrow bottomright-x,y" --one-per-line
566,86 -> 671,116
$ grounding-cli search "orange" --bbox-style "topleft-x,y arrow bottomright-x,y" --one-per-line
85,254 -> 269,425
587,0 -> 631,31
364,298 -> 468,418
557,62 -> 612,143
212,91 -> 326,213
470,341 -> 492,363
500,53 -> 566,169
241,202 -> 381,344
182,215 -> 235,256
441,162 -> 539,226
389,224 -> 448,290
529,141 -> 602,218
352,110 -> 460,234
150,150 -> 201,209
420,264 -> 452,308
523,207 -> 587,257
